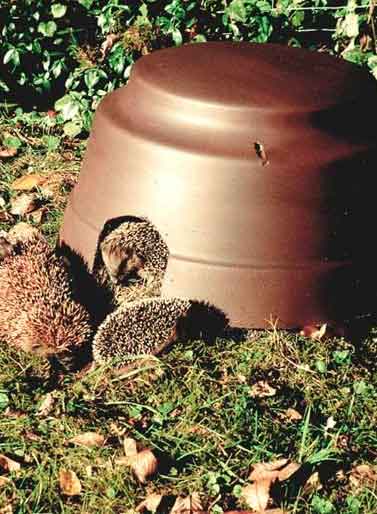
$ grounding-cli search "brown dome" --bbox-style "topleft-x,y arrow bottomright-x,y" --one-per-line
60,42 -> 377,328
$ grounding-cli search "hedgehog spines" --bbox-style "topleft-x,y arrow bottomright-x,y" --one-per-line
0,231 -> 93,371
92,296 -> 229,366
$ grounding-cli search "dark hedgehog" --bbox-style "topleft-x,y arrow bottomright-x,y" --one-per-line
94,217 -> 169,306
92,297 -> 229,365
0,233 -> 93,371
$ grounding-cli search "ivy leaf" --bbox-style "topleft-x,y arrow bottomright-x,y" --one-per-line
84,69 -> 102,90
172,28 -> 183,46
51,3 -> 67,18
55,94 -> 79,121
3,48 -> 20,67
63,121 -> 82,138
78,0 -> 94,9
38,21 -> 58,37
226,0 -> 248,23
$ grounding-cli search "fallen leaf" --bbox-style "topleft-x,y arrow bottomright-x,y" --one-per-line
0,476 -> 12,487
10,193 -> 38,216
11,174 -> 46,191
250,381 -> 276,398
28,207 -> 46,224
100,34 -> 121,59
349,464 -> 377,490
0,211 -> 12,222
0,454 -> 21,473
37,393 -> 55,417
282,408 -> 302,421
69,432 -> 105,448
109,422 -> 127,437
136,493 -> 163,512
128,449 -> 158,483
243,459 -> 300,511
300,323 -> 327,341
59,469 -> 82,496
171,492 -> 203,513
0,196 -> 5,209
124,437 -> 138,456
24,430 -> 41,442
0,505 -> 13,514
276,462 -> 301,481
248,459 -> 289,480
303,471 -> 322,495
0,147 -> 17,159
241,481 -> 271,511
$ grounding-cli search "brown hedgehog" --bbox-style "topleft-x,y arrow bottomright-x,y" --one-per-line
92,297 -> 229,365
94,217 -> 169,306
0,232 -> 93,371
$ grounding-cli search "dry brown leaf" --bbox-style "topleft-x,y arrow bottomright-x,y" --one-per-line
124,437 -> 138,456
300,323 -> 327,341
10,193 -> 38,216
0,211 -> 12,222
282,408 -> 302,421
241,480 -> 271,511
11,174 -> 46,191
59,469 -> 82,496
24,430 -> 41,442
100,34 -> 121,59
37,393 -> 55,417
349,464 -> 377,490
250,381 -> 276,398
171,492 -> 203,513
276,462 -> 301,481
28,207 -> 46,224
243,459 -> 300,511
249,459 -> 289,480
69,432 -> 105,448
136,493 -> 163,512
0,147 -> 17,158
0,476 -> 12,487
0,454 -> 21,473
0,506 -> 13,514
303,471 -> 322,495
128,449 -> 158,483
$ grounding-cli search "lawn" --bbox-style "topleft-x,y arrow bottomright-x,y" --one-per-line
0,107 -> 376,514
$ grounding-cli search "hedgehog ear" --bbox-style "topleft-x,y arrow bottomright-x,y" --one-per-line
101,243 -> 130,277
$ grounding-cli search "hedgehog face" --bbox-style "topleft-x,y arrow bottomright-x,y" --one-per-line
0,235 -> 13,262
177,301 -> 229,344
101,242 -> 145,284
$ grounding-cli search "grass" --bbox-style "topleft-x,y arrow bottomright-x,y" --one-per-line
0,107 -> 377,513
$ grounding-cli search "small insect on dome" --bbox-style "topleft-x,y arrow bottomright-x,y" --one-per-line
60,42 -> 377,328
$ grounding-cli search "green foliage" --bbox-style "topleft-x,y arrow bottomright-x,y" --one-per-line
0,1 -> 376,136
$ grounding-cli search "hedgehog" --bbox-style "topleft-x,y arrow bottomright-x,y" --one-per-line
92,297 -> 229,365
93,217 -> 169,306
0,223 -> 48,262
0,233 -> 93,371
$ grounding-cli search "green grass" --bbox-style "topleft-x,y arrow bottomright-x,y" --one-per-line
0,109 -> 377,513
